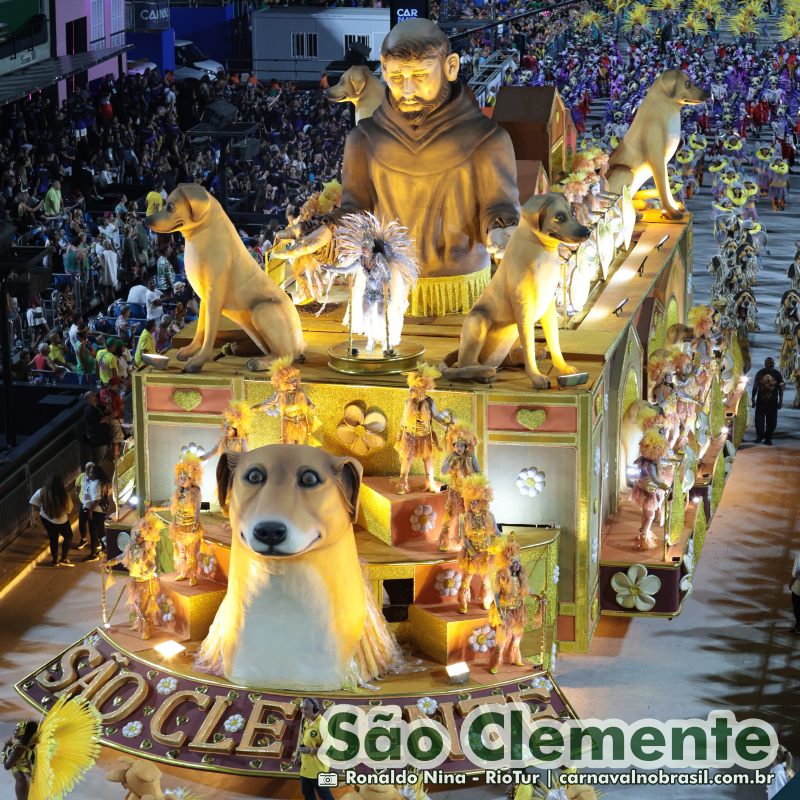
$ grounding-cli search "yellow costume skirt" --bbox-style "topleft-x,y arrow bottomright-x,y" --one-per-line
408,266 -> 491,317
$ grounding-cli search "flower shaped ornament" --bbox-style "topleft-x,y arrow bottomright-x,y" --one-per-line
156,677 -> 178,695
611,564 -> 662,612
123,721 -> 143,738
417,697 -> 438,716
435,568 -> 463,598
681,538 -> 695,595
224,714 -> 246,733
468,624 -> 496,653
410,504 -> 436,533
517,467 -> 546,497
336,402 -> 387,456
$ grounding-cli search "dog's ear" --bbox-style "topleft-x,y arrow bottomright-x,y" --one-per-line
216,450 -> 241,509
177,183 -> 211,222
350,66 -> 368,96
520,193 -> 552,231
333,455 -> 363,521
660,70 -> 681,98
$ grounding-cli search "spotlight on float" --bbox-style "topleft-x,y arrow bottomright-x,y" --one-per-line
612,298 -> 629,317
626,465 -> 640,486
691,495 -> 702,504
154,640 -> 186,660
637,256 -> 648,277
142,353 -> 169,370
557,372 -> 590,388
655,234 -> 670,251
720,426 -> 729,435
129,495 -> 139,507
446,662 -> 470,685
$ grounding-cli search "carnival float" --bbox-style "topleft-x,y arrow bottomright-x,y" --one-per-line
14,18 -> 749,790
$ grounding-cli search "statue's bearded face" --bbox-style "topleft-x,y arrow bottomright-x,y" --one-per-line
382,55 -> 454,125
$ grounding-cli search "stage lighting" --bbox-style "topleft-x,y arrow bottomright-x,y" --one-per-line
655,234 -> 669,251
446,662 -> 470,685
154,640 -> 186,659
612,298 -> 629,317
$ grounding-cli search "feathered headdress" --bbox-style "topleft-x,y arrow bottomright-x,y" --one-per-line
134,513 -> 162,544
639,428 -> 670,461
688,304 -> 714,336
670,347 -> 693,374
648,349 -> 672,384
175,452 -> 202,485
268,355 -> 299,388
318,179 -> 342,215
335,212 -> 420,291
681,12 -> 709,34
461,473 -> 494,505
407,361 -> 441,390
445,419 -> 478,453
223,400 -> 252,433
623,2 -> 651,31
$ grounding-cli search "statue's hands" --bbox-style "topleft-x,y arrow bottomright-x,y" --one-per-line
486,226 -> 516,260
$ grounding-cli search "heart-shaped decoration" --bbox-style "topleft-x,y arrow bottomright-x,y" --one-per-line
279,761 -> 293,772
175,715 -> 189,726
195,685 -> 209,694
140,739 -> 153,751
201,754 -> 215,765
492,688 -> 504,695
48,663 -> 60,673
516,408 -> 547,430
256,736 -> 272,747
105,726 -> 117,736
213,733 -> 226,743
248,693 -> 262,703
112,696 -> 124,707
173,389 -> 203,412
266,715 -> 279,725
77,659 -> 89,670
227,690 -> 239,701
23,681 -> 34,690
368,699 -> 383,706
166,749 -> 181,760
517,683 -> 530,691
458,693 -> 471,702
322,699 -> 335,709
143,706 -> 155,717
41,696 -> 52,704
249,759 -> 264,770
146,670 -> 159,680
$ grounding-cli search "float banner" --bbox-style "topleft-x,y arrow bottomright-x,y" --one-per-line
128,0 -> 170,31
390,0 -> 429,28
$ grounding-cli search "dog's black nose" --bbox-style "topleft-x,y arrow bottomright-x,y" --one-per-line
253,522 -> 288,546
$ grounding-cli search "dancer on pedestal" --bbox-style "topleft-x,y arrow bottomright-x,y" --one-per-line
202,401 -> 251,516
631,429 -> 673,551
437,420 -> 480,551
394,363 -> 451,494
254,357 -> 321,446
457,475 -> 500,614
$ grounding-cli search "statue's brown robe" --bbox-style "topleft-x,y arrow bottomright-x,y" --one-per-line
340,81 -> 520,279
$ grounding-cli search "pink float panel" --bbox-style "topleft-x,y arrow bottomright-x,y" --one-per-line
488,404 -> 578,433
146,386 -> 232,414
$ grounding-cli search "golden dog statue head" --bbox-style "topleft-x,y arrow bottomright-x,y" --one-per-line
520,192 -> 592,247
145,183 -> 212,236
655,70 -> 708,105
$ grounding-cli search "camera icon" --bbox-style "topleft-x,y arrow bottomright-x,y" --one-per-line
317,773 -> 339,788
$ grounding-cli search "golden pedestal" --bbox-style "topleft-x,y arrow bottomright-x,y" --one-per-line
159,573 -> 226,641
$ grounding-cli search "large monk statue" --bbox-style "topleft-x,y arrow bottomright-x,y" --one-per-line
340,18 -> 520,317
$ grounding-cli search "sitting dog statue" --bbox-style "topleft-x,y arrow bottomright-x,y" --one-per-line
324,65 -> 385,123
106,758 -> 165,800
441,193 -> 591,389
145,184 -> 305,373
606,70 -> 708,220
196,444 -> 402,690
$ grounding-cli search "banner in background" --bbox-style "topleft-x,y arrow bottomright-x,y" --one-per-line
127,0 -> 170,31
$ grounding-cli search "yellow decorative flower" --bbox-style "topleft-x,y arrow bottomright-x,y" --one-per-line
336,401 -> 387,456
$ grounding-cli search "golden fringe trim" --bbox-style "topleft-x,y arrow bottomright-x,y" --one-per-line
408,266 -> 490,317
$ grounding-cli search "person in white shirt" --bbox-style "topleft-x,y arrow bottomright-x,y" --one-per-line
767,746 -> 793,798
29,476 -> 74,567
100,239 -> 119,304
77,462 -> 108,562
126,282 -> 148,306
145,277 -> 164,321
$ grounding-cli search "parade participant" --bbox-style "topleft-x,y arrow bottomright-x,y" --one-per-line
437,420 -> 480,551
104,514 -> 162,640
253,357 -> 321,446
394,363 -> 452,495
769,157 -> 790,211
631,429 -> 673,551
457,474 -> 500,614
752,357 -> 785,445
202,401 -> 251,516
294,699 -> 334,800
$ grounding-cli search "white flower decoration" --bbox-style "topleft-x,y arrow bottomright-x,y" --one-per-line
603,460 -> 609,480
157,594 -> 176,624
594,447 -> 601,474
122,721 -> 143,738
165,791 -> 191,800
468,624 -> 496,653
516,467 -> 546,497
552,565 -> 560,585
398,789 -> 416,800
224,713 -> 246,733
551,643 -> 557,673
417,697 -> 438,716
200,552 -> 217,576
434,568 -> 463,598
410,504 -> 436,533
590,535 -> 599,565
611,564 -> 662,612
681,539 -> 695,595
156,677 -> 178,695
531,676 -> 553,693
82,633 -> 101,648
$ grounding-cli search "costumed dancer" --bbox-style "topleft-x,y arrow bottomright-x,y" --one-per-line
105,514 -> 162,640
790,324 -> 800,408
776,289 -> 800,372
648,349 -> 680,450
202,400 -> 251,516
331,212 -> 420,354
253,356 -> 321,446
394,363 -> 452,495
151,453 -> 205,586
437,420 -> 480,551
488,532 -> 533,673
754,144 -> 774,196
456,474 -> 500,614
631,429 -> 673,552
769,157 -> 790,211
3,696 -> 101,800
